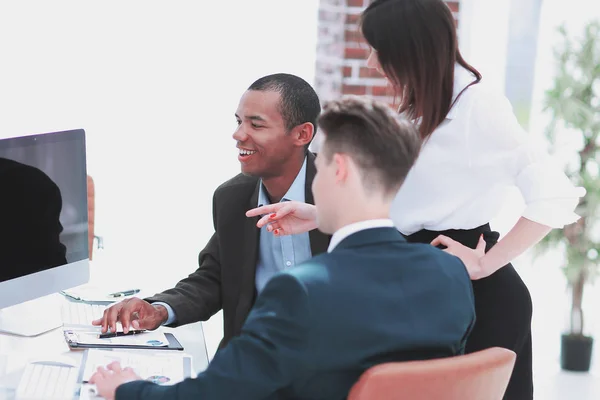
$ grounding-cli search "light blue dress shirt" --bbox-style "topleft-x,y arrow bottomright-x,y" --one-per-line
255,157 -> 312,293
155,157 -> 312,325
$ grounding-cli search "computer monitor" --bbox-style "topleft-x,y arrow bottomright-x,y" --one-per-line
0,129 -> 90,336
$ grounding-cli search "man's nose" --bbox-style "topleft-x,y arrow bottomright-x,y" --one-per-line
232,126 -> 248,142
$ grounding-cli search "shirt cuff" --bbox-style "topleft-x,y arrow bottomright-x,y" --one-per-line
151,301 -> 176,325
522,198 -> 583,228
516,162 -> 587,228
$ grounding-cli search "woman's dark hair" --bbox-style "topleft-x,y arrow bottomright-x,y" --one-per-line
361,0 -> 481,140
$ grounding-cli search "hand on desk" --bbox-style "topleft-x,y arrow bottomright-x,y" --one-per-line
92,297 -> 168,334
89,361 -> 141,400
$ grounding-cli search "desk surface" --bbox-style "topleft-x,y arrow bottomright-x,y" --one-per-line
0,261 -> 210,399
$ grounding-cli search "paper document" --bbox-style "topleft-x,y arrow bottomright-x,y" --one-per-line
65,330 -> 170,347
80,349 -> 191,399
82,349 -> 188,384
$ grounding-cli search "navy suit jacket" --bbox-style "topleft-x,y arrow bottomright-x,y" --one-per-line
117,227 -> 475,400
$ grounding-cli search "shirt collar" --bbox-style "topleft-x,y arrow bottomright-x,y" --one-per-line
446,63 -> 477,120
328,219 -> 395,253
258,156 -> 307,207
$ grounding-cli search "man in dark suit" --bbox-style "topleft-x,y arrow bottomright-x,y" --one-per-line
91,96 -> 476,400
94,73 -> 330,348
0,157 -> 67,282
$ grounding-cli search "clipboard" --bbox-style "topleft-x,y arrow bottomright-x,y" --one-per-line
64,330 -> 184,351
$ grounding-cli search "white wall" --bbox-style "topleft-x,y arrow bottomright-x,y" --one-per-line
457,0 -> 524,234
457,0 -> 512,93
0,0 -> 319,286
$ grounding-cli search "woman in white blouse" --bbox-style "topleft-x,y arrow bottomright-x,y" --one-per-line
247,0 -> 585,398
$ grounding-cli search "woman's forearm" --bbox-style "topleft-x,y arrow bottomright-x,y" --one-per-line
480,217 -> 552,275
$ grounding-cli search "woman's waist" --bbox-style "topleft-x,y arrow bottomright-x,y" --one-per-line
392,206 -> 505,235
403,223 -> 500,249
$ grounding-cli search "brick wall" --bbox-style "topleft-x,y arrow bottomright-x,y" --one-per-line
314,0 -> 460,107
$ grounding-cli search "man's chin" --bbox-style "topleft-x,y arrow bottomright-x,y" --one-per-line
240,167 -> 260,178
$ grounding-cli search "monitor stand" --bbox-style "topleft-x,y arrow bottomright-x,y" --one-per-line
0,294 -> 62,337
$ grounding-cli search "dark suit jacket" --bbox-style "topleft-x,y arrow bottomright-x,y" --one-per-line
146,151 -> 330,348
118,227 -> 476,400
0,158 -> 67,282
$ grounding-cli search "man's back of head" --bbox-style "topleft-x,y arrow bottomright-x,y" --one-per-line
311,95 -> 421,234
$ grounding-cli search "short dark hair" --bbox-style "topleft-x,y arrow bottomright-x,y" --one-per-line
248,73 -> 321,142
361,0 -> 481,140
318,96 -> 421,196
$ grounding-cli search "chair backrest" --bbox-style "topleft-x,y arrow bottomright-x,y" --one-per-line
348,347 -> 516,400
87,175 -> 95,260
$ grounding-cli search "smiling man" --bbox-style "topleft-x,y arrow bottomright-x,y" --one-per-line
93,73 -> 330,349
91,96 -> 475,400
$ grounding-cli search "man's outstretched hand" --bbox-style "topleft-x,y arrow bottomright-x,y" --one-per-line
92,297 -> 168,334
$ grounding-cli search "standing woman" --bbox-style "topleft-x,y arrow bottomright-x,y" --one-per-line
247,1 -> 586,399
361,0 -> 584,398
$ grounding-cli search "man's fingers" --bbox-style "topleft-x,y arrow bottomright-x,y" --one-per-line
104,301 -> 125,334
131,319 -> 140,330
120,300 -> 155,332
89,371 -> 102,384
101,306 -> 112,333
107,361 -> 122,373
98,310 -> 108,333
91,318 -> 102,326
118,301 -> 137,334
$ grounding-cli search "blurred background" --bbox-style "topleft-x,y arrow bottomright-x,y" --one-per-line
0,1 -> 598,398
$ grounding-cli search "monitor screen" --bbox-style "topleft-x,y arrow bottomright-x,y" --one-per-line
0,129 -> 89,310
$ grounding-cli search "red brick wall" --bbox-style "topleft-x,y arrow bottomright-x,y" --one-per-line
315,0 -> 460,106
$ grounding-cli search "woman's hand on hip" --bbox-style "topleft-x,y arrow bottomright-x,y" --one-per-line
431,234 -> 488,280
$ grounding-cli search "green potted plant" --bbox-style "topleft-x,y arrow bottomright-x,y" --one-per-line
537,20 -> 600,372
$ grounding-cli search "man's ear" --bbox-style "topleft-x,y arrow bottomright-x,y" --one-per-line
333,153 -> 349,184
292,123 -> 314,147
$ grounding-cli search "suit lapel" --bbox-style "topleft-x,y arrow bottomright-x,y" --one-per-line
235,181 -> 261,325
305,152 -> 330,256
236,153 -> 329,329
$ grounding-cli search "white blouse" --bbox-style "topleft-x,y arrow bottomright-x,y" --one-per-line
391,66 -> 586,236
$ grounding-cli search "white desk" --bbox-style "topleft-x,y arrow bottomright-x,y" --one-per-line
0,260 -> 210,399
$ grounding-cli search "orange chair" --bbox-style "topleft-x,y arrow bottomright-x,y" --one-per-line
87,175 -> 103,260
348,347 -> 516,400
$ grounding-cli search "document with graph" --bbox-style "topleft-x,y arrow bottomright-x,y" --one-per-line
79,349 -> 193,399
